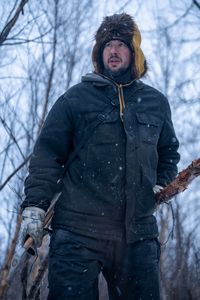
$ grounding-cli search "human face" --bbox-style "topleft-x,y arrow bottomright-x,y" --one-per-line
102,39 -> 131,74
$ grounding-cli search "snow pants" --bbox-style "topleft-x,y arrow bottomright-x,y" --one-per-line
47,229 -> 161,300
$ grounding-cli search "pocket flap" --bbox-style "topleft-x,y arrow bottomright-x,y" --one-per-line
136,113 -> 161,127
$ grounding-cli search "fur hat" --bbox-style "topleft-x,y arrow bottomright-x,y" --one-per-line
92,13 -> 147,79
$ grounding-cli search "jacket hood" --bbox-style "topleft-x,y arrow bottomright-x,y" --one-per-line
82,73 -> 144,94
82,73 -> 114,86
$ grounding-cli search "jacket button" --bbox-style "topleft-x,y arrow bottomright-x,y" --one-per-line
98,114 -> 106,121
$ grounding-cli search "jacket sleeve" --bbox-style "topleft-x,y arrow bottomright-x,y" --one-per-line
156,98 -> 180,187
21,94 -> 74,211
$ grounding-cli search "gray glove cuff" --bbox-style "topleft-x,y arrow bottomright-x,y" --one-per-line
22,207 -> 45,220
21,207 -> 45,248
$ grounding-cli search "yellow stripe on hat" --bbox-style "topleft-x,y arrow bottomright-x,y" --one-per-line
132,24 -> 145,78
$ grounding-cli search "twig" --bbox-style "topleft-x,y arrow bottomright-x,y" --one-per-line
0,154 -> 31,191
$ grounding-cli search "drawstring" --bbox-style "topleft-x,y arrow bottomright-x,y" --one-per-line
118,84 -> 125,122
116,80 -> 136,122
99,74 -> 136,122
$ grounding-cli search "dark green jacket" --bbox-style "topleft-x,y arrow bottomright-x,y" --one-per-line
22,73 -> 180,242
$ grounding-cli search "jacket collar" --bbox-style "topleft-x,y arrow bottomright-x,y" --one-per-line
82,72 -> 143,90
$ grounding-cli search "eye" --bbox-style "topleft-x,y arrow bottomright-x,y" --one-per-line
105,42 -> 111,48
118,41 -> 127,48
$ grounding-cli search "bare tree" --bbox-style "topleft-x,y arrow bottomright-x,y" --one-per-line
0,0 -> 95,298
142,1 -> 200,299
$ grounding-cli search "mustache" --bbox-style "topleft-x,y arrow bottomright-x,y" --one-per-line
108,54 -> 121,61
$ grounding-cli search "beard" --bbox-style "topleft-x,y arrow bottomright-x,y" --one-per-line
103,65 -> 129,77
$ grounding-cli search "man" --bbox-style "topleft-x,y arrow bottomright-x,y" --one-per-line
21,13 -> 180,300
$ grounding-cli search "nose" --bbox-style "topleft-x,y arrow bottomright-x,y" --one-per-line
109,45 -> 118,54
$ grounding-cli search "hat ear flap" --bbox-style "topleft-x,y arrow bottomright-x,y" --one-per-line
92,44 -> 98,73
92,44 -> 104,74
132,25 -> 145,78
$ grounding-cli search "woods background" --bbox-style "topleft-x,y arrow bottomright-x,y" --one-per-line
0,0 -> 200,299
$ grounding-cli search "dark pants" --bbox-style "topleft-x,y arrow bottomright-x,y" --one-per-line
48,229 -> 160,300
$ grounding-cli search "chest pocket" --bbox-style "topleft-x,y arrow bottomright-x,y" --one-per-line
85,111 -> 121,144
136,113 -> 162,145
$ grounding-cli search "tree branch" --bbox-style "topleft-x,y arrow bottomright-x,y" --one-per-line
156,158 -> 200,204
0,154 -> 31,191
193,0 -> 200,10
38,0 -> 58,131
0,0 -> 29,46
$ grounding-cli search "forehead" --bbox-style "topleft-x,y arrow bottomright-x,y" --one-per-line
105,39 -> 127,45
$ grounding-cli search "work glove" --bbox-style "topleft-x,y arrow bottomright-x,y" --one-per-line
21,207 -> 45,248
153,185 -> 164,194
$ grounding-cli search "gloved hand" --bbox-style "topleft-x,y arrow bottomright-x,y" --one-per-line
21,207 -> 45,248
153,185 -> 163,194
